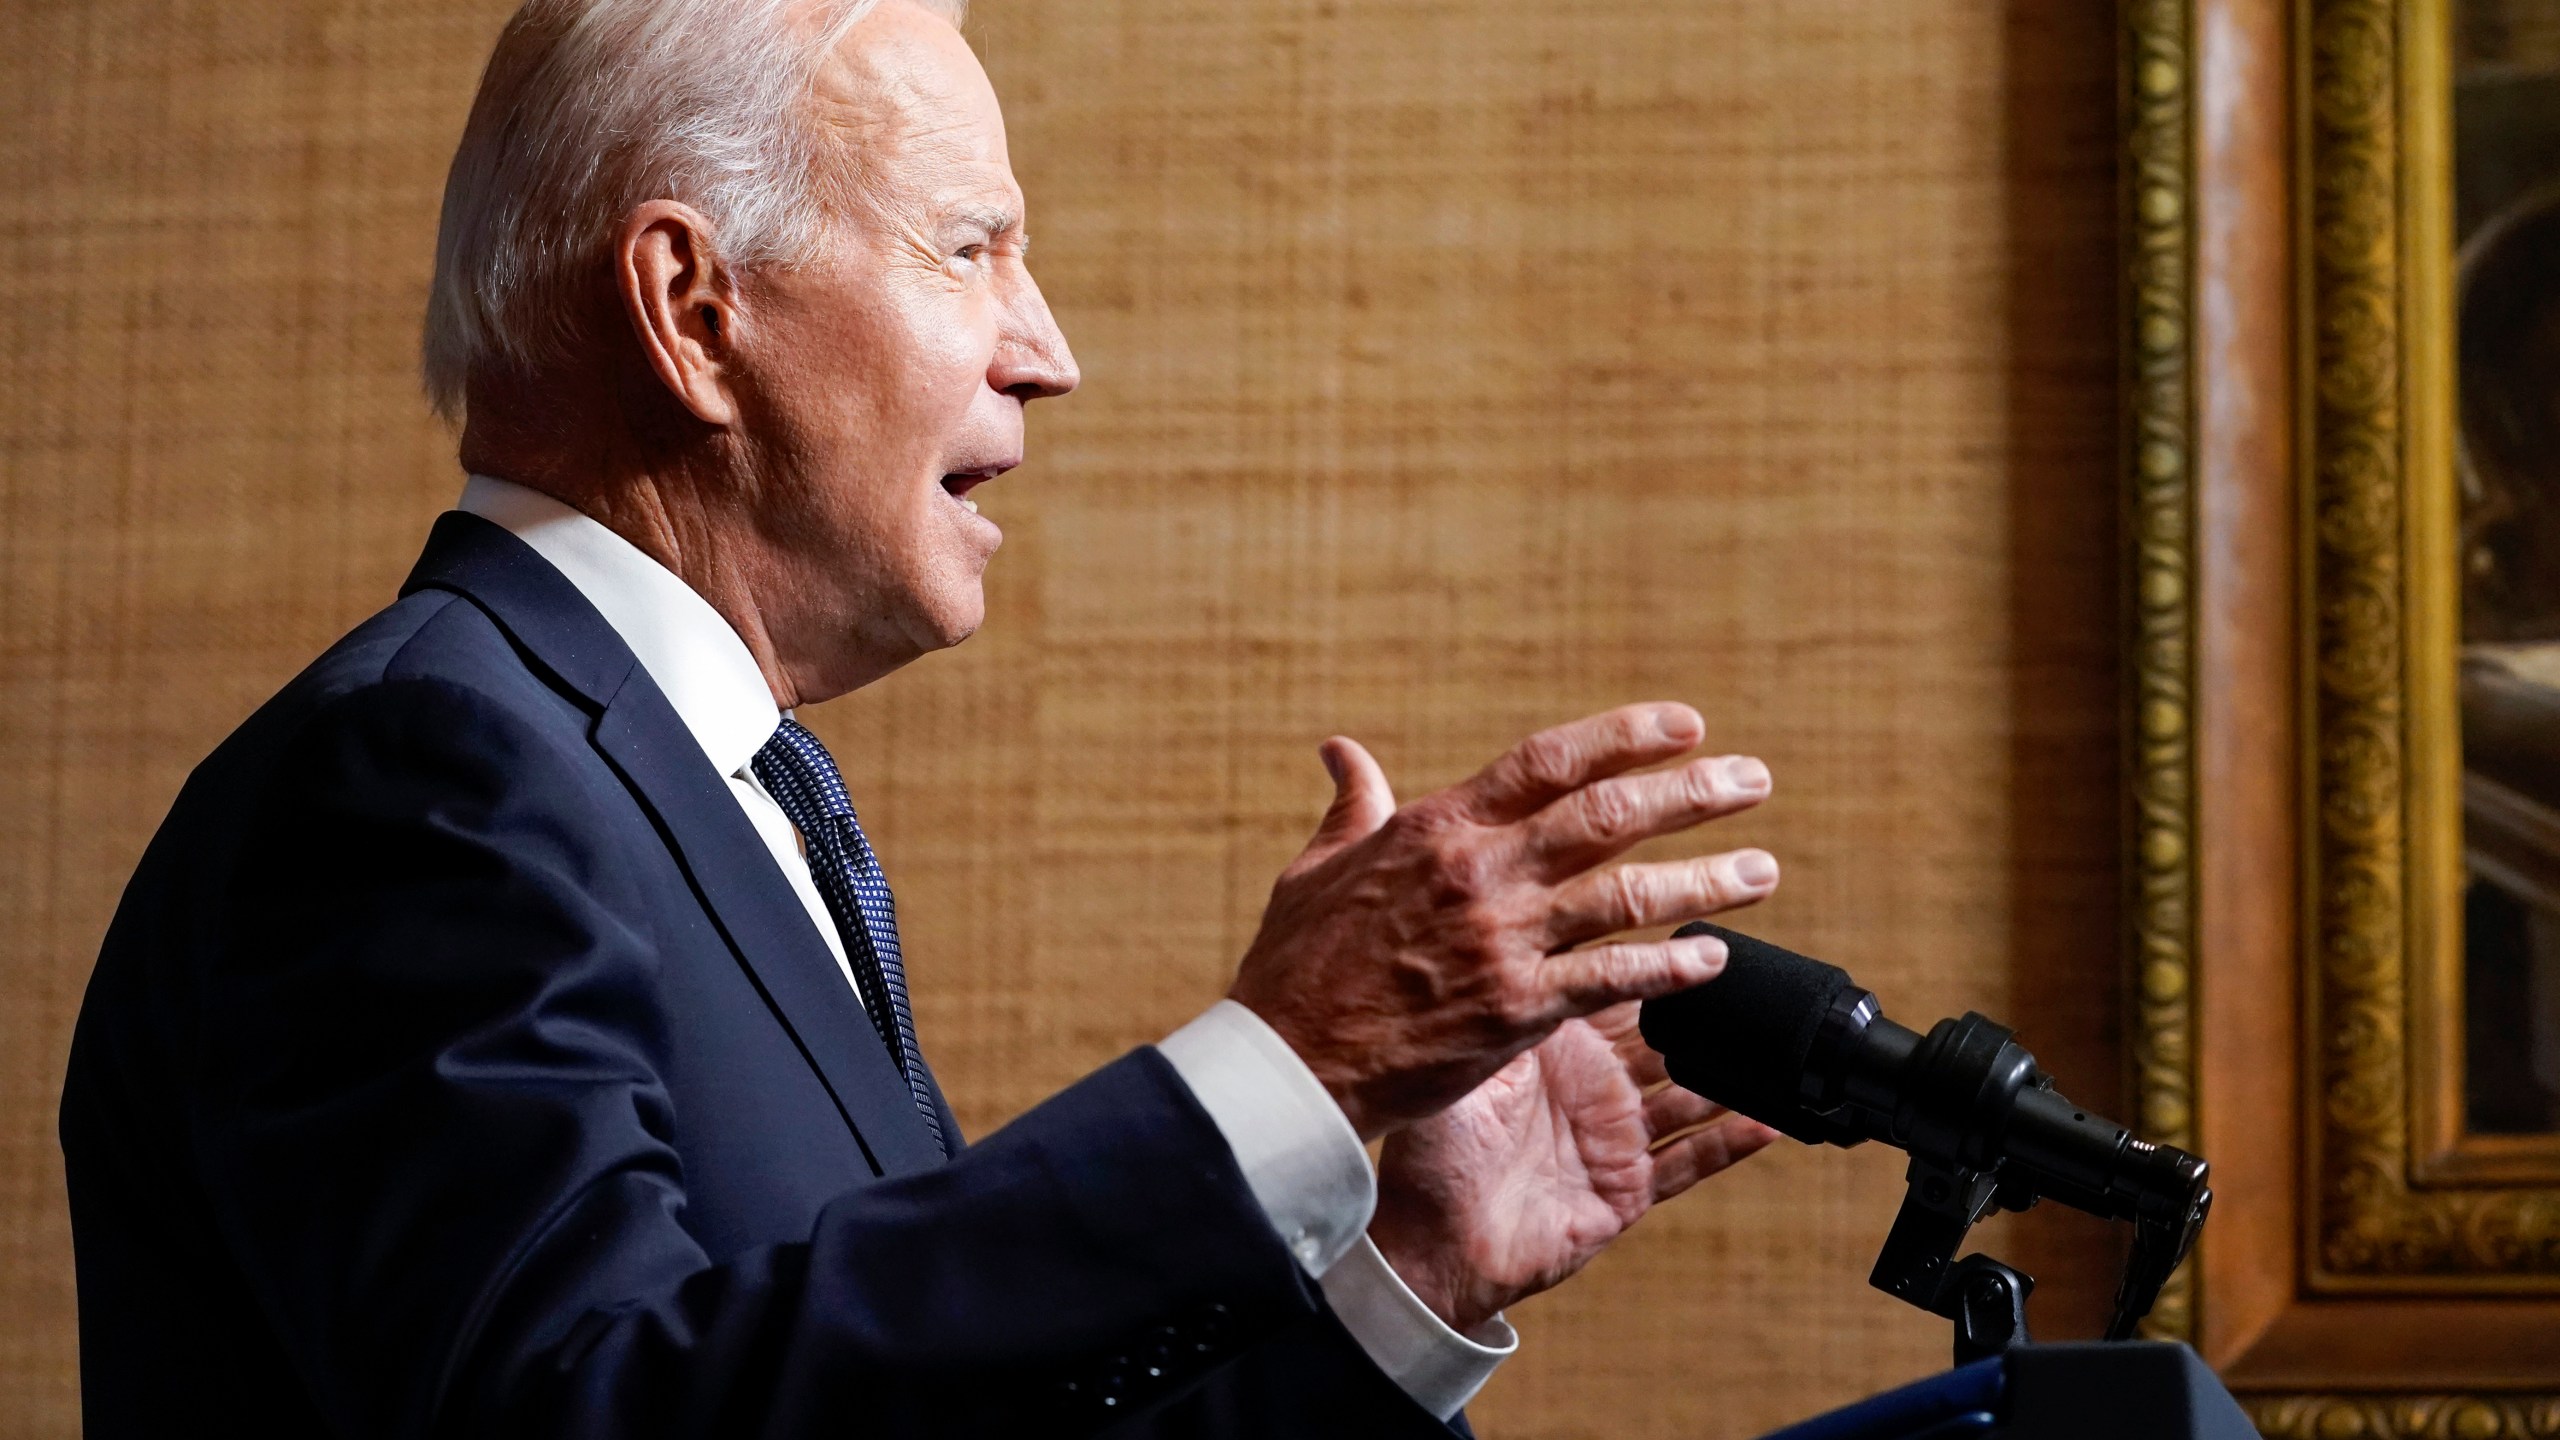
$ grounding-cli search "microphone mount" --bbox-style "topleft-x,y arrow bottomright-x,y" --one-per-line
1641,925 -> 2214,1365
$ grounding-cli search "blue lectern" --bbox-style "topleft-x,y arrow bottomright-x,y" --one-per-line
1756,1343 -> 2256,1440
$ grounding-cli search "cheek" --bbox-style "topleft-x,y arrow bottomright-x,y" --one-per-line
761,281 -> 999,589
783,285 -> 987,455
882,284 -> 999,429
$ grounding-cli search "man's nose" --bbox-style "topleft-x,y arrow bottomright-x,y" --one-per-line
992,276 -> 1079,402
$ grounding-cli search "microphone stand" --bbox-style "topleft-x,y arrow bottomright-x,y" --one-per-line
1868,1142 -> 2211,1364
1870,1156 -> 2037,1363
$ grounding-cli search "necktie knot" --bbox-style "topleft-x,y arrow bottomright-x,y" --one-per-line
755,716 -> 855,823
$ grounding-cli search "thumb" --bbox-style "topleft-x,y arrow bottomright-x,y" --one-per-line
1294,736 -> 1397,870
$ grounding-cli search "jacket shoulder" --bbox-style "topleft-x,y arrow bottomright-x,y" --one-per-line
290,586 -> 579,725
96,586 -> 602,970
65,582 -> 620,1175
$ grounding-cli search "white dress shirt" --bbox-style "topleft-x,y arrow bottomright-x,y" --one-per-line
458,476 -> 1512,1419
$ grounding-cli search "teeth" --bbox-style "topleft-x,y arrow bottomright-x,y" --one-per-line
961,497 -> 979,513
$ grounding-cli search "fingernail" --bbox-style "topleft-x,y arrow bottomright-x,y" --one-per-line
1725,756 -> 1771,797
1320,745 -> 1345,785
1734,849 -> 1779,888
1655,705 -> 1702,743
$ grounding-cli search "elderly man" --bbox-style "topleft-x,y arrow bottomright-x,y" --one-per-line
60,0 -> 1782,1434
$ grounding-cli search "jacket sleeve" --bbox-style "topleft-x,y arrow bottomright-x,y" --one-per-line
190,676 -> 1460,1439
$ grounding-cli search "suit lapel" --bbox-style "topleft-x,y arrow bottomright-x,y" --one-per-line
403,513 -> 948,1177
587,693 -> 948,1175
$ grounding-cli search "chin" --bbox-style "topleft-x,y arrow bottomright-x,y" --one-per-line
888,549 -> 994,656
918,588 -> 987,651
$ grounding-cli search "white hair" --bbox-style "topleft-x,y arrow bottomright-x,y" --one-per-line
422,0 -> 967,420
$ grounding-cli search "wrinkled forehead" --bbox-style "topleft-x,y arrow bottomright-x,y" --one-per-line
810,2 -> 1017,214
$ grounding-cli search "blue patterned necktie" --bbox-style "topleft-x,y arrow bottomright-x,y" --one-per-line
752,717 -> 947,1157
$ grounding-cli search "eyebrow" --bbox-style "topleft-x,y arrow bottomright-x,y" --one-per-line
947,204 -> 1021,239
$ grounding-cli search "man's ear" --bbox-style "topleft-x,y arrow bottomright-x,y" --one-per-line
617,200 -> 740,427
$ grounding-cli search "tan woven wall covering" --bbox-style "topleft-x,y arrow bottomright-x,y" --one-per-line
0,1 -> 2121,1433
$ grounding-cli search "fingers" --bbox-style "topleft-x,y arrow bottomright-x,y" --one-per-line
1582,1002 -> 1671,1089
1537,931 -> 1727,1021
1543,849 -> 1780,950
1583,999 -> 1644,1047
1643,1083 -> 1725,1141
1449,703 -> 1704,824
1286,737 -> 1398,874
1623,1036 -> 1671,1092
1649,1115 -> 1782,1202
1520,753 -> 1771,877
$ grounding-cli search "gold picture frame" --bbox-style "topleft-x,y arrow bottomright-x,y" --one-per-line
2126,0 -> 2560,1426
2293,0 -> 2555,1273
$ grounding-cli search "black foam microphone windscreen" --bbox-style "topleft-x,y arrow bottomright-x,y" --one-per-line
1638,921 -> 1854,1138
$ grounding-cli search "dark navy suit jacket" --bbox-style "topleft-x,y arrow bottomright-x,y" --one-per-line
61,513 -> 1465,1438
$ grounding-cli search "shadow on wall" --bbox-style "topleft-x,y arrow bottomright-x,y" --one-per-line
1991,0 -> 2131,1343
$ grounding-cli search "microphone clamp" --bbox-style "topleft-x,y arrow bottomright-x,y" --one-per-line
1640,923 -> 2212,1363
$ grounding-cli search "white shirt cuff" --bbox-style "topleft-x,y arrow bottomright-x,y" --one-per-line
1318,1234 -> 1518,1421
1155,999 -> 1373,1276
1154,1001 -> 1518,1421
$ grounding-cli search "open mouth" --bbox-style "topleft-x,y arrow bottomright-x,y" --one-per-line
940,467 -> 1007,514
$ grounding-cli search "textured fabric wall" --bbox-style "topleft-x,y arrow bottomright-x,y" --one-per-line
0,1 -> 2120,1433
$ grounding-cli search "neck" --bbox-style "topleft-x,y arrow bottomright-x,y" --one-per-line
461,386 -> 814,710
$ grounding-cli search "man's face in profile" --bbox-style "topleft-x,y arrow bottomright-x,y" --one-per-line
735,0 -> 1075,684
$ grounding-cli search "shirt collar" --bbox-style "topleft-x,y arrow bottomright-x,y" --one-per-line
457,474 -> 780,779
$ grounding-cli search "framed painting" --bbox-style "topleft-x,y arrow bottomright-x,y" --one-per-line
2126,0 -> 2560,1429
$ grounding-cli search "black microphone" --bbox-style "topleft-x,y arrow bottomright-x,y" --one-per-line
1638,921 -> 2210,1347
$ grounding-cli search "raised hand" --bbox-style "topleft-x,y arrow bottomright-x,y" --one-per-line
1365,1004 -> 1782,1333
1228,703 -> 1778,1140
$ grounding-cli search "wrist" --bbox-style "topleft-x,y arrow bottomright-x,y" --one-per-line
1367,1195 -> 1502,1334
1225,987 -> 1387,1141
